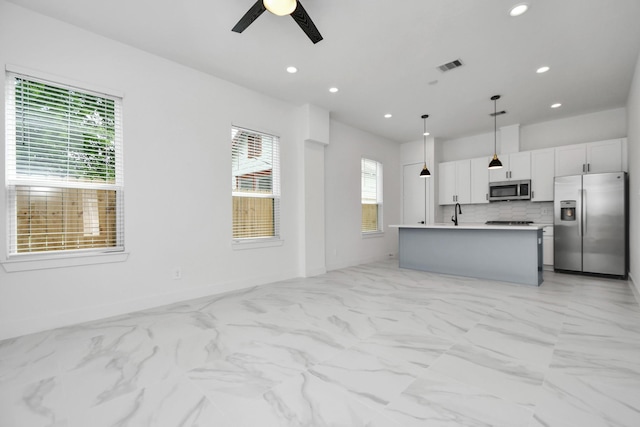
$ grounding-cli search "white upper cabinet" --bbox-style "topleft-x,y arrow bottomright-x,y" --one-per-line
470,157 -> 489,204
530,148 -> 555,202
555,139 -> 625,176
489,152 -> 531,182
586,139 -> 624,173
555,144 -> 586,176
438,159 -> 470,205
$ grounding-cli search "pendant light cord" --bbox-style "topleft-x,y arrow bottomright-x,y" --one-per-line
494,98 -> 497,153
423,118 -> 427,164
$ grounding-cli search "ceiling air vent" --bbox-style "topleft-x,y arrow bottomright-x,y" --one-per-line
437,59 -> 463,72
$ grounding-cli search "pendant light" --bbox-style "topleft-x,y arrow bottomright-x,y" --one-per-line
488,95 -> 504,170
419,114 -> 431,178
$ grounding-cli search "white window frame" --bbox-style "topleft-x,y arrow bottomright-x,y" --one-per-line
231,125 -> 281,248
361,157 -> 383,235
2,67 -> 127,271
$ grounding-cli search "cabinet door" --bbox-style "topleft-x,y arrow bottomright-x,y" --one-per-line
509,152 -> 531,180
489,157 -> 510,182
530,149 -> 555,201
586,139 -> 622,173
455,159 -> 471,204
543,237 -> 554,265
438,161 -> 456,205
555,144 -> 586,176
470,157 -> 489,204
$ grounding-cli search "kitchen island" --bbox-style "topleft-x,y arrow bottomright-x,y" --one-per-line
390,224 -> 543,286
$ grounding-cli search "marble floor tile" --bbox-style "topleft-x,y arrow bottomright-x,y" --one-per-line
384,370 -> 534,427
429,342 -> 547,407
0,375 -> 68,427
200,371 -> 386,427
70,375 -> 233,427
1,262 -> 639,426
309,344 -> 420,409
0,330 -> 60,388
531,369 -> 640,427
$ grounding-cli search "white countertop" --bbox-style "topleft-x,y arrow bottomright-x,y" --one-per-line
389,223 -> 544,231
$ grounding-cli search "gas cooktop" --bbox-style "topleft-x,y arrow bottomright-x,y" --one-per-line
485,220 -> 534,225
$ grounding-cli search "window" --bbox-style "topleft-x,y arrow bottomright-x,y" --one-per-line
5,71 -> 124,256
231,126 -> 280,240
361,158 -> 383,233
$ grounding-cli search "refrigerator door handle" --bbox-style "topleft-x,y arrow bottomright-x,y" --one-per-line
583,189 -> 587,235
577,190 -> 582,237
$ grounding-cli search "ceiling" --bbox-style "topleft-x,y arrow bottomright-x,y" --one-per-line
7,0 -> 640,143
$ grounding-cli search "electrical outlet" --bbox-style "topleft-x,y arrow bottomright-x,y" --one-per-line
541,208 -> 548,215
172,267 -> 182,280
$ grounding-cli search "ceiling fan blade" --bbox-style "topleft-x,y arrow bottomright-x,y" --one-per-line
290,1 -> 323,44
232,0 -> 267,33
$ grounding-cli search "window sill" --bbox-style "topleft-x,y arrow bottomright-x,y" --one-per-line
362,231 -> 385,239
232,238 -> 284,250
1,251 -> 129,273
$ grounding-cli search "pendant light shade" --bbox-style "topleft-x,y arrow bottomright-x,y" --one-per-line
488,95 -> 504,170
419,114 -> 431,178
263,0 -> 297,16
489,154 -> 503,169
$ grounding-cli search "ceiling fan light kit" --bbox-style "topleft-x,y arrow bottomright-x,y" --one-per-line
263,0 -> 296,16
232,0 -> 323,44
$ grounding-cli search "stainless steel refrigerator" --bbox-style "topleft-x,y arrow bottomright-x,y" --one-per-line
554,172 -> 628,278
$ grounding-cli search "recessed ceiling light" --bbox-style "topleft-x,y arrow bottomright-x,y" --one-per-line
329,87 -> 339,93
384,113 -> 392,119
551,103 -> 562,108
286,66 -> 298,73
509,3 -> 529,17
423,132 -> 430,136
536,66 -> 550,74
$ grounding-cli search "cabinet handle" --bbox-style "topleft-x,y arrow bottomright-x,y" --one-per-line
587,163 -> 590,172
582,164 -> 586,173
532,190 -> 535,199
486,193 -> 488,200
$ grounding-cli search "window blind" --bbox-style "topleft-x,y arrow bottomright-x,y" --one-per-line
231,126 -> 280,240
5,72 -> 124,255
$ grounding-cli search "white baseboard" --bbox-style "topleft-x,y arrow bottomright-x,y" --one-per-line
0,269 -> 298,341
326,254 -> 392,272
629,272 -> 640,306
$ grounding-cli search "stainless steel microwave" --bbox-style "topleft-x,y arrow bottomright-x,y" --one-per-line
489,179 -> 531,201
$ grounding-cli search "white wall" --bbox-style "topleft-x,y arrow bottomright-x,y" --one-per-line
627,52 -> 640,294
0,2 -> 309,339
520,108 -> 627,151
325,120 -> 400,271
439,108 -> 627,162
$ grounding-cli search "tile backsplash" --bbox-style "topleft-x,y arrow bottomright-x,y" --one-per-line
439,201 -> 554,224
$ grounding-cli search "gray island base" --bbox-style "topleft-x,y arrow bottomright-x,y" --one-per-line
392,224 -> 543,286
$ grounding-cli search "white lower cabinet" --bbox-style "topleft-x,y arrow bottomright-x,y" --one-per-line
542,225 -> 554,267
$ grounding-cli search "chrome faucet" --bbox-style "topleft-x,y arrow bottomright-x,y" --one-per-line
451,203 -> 462,226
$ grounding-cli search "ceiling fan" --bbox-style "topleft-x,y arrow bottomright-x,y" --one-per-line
232,0 -> 323,44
